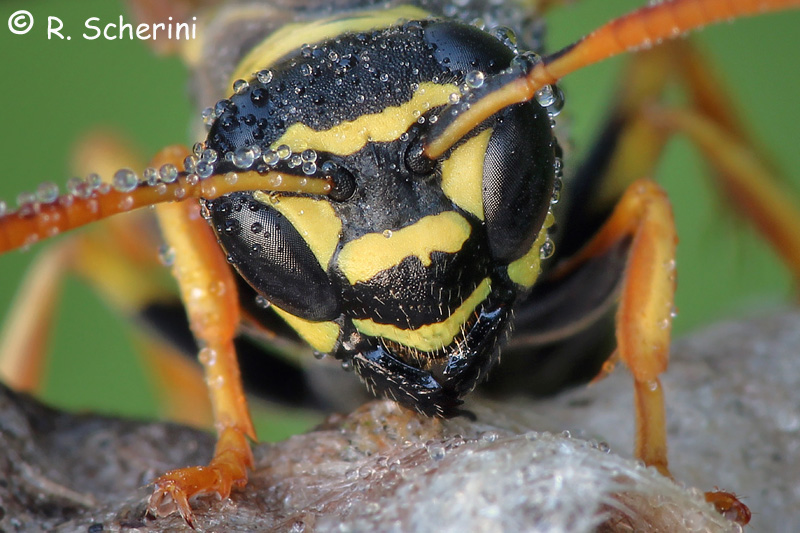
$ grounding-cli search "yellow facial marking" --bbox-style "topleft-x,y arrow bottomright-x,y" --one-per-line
231,5 -> 431,84
274,83 -> 458,156
271,305 -> 340,353
352,278 -> 491,352
441,129 -> 492,220
253,192 -> 342,270
337,211 -> 471,285
507,219 -> 551,288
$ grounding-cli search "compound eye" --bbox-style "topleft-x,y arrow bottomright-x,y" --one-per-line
207,193 -> 341,320
482,103 -> 555,262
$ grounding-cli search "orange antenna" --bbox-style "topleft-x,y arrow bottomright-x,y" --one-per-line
424,0 -> 800,159
0,146 -> 332,254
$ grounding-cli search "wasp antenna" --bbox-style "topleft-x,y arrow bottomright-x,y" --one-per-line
0,146 -> 332,254
424,0 -> 800,159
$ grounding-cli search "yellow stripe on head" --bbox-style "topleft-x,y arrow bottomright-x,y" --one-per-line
506,212 -> 553,288
441,128 -> 491,220
253,192 -> 342,270
352,278 -> 491,352
230,6 -> 432,84
274,83 -> 458,156
271,305 -> 340,353
337,211 -> 472,285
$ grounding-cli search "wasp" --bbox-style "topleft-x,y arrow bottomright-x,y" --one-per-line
1,0 -> 799,527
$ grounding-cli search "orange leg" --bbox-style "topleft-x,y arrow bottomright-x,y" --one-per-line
574,38 -> 800,289
554,179 -> 751,524
555,179 -> 676,475
647,105 -> 800,287
0,243 -> 71,392
146,146 -> 255,527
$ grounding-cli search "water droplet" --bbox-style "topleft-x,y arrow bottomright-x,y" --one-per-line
87,173 -> 103,190
300,63 -> 313,77
143,167 -> 159,186
200,182 -> 216,197
223,219 -> 240,234
510,51 -> 540,76
117,195 -> 134,211
225,172 -> 239,185
465,70 -> 485,89
201,107 -> 215,129
301,149 -> 317,163
382,229 -> 393,238
492,26 -> 518,51
470,17 -> 486,30
0,200 -> 6,217
534,85 -> 565,117
427,443 -> 446,460
214,99 -> 230,117
158,244 -> 176,266
160,164 -> 178,183
198,347 -> 217,366
183,155 -> 198,173
201,149 -> 218,163
233,78 -> 249,94
269,175 -> 283,188
256,69 -> 273,84
276,145 -> 292,160
196,160 -> 215,179
539,238 -> 555,259
112,169 -> 138,193
300,44 -> 313,58
535,85 -> 556,107
254,295 -> 271,308
480,431 -> 499,443
301,162 -> 317,175
233,147 -> 256,169
192,142 -> 204,156
263,150 -> 280,166
288,154 -> 302,168
35,182 -> 59,204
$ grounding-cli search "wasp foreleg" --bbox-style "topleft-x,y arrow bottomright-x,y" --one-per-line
147,147 -> 255,527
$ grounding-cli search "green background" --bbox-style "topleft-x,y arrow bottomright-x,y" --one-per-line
1,0 -> 798,440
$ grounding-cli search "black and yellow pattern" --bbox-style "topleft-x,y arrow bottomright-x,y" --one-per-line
201,7 -> 558,416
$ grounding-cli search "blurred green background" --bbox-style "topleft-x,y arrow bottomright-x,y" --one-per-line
0,0 -> 798,441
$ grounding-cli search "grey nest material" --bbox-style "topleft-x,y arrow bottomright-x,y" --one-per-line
2,310 -> 799,532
